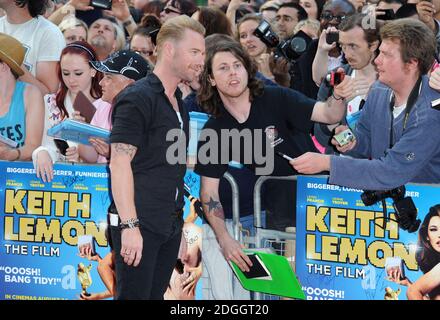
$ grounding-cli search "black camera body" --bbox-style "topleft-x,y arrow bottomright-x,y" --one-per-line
254,20 -> 311,62
361,185 -> 421,233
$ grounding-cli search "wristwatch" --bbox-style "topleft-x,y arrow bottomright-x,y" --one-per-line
119,218 -> 140,230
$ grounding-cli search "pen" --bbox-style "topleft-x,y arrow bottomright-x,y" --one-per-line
276,151 -> 294,161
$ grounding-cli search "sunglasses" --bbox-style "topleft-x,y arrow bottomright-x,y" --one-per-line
164,7 -> 181,14
321,12 -> 347,23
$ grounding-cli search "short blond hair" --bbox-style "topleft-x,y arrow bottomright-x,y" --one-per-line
156,15 -> 205,56
59,16 -> 88,34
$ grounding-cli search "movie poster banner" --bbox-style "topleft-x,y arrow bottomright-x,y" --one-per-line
296,176 -> 440,300
0,161 -> 111,300
0,161 -> 203,300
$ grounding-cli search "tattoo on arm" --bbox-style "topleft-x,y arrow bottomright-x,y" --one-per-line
204,197 -> 225,219
112,143 -> 137,160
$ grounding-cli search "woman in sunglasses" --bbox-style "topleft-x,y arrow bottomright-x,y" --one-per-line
130,15 -> 161,67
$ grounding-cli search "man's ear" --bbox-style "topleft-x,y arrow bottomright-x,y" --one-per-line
405,58 -> 419,74
162,41 -> 175,60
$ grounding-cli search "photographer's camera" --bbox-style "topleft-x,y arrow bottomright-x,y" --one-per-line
253,20 -> 311,62
361,185 -> 421,232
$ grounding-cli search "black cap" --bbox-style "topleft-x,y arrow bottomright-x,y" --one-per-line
90,50 -> 151,81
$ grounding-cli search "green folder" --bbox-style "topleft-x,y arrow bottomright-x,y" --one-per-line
229,249 -> 306,300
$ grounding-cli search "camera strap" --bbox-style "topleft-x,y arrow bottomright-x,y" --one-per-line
388,76 -> 422,148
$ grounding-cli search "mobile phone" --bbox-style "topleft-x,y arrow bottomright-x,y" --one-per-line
242,254 -> 271,279
376,8 -> 395,20
0,134 -> 19,148
54,138 -> 69,156
326,70 -> 345,86
326,32 -> 339,45
73,91 -> 96,123
333,128 -> 354,146
91,0 -> 112,10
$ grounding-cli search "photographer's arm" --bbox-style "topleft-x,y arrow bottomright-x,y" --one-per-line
311,72 -> 352,124
226,0 -> 242,37
48,0 -> 93,25
105,0 -> 136,37
200,176 -> 252,272
312,28 -> 336,86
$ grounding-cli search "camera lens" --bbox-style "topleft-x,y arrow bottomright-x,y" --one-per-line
290,37 -> 307,54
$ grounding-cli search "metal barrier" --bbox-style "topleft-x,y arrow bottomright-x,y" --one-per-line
252,175 -> 299,300
223,171 -> 241,241
221,173 -> 300,300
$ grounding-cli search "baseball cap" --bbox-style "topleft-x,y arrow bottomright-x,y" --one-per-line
0,33 -> 25,77
90,50 -> 150,81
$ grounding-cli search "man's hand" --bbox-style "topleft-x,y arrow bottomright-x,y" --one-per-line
120,227 -> 143,267
67,0 -> 94,11
333,69 -> 353,100
318,27 -> 338,52
289,152 -> 330,174
65,146 -> 80,162
331,125 -> 357,153
346,76 -> 373,101
417,1 -> 436,31
256,53 -> 273,78
429,66 -> 440,91
72,110 -> 86,123
218,234 -> 252,272
181,265 -> 202,296
106,0 -> 131,21
89,138 -> 110,159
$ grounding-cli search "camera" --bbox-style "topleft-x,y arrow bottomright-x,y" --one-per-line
326,70 -> 345,86
333,128 -> 354,146
253,20 -> 311,62
326,32 -> 339,45
91,0 -> 112,10
361,185 -> 421,232
376,8 -> 396,20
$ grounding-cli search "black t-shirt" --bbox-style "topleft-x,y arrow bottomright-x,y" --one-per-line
194,86 -> 317,179
110,73 -> 189,235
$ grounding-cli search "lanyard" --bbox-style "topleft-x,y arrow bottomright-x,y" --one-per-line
388,77 -> 422,148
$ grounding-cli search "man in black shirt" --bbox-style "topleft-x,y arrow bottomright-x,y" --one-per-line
195,35 -> 351,272
109,15 -> 205,300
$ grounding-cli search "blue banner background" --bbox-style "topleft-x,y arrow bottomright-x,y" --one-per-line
296,176 -> 440,300
0,162 -> 202,300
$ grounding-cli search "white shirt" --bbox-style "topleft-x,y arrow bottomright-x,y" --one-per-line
0,16 -> 65,75
393,104 -> 407,119
346,70 -> 366,115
